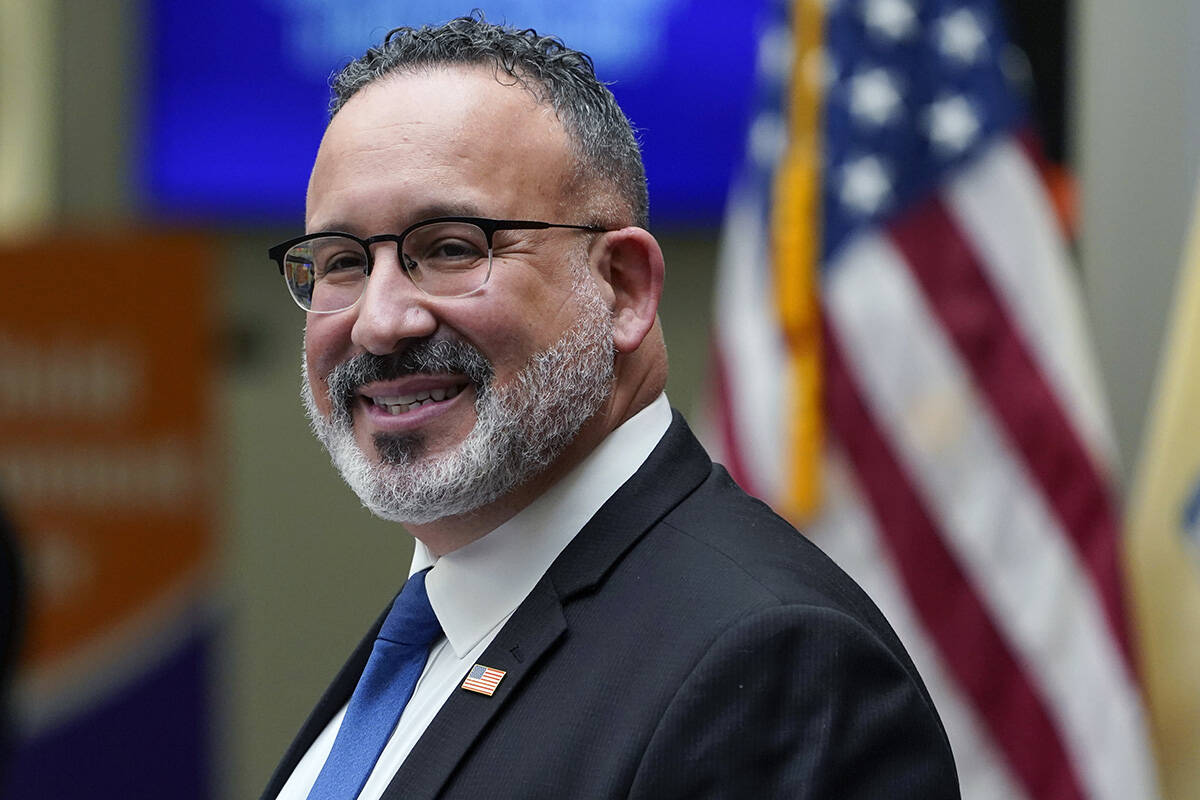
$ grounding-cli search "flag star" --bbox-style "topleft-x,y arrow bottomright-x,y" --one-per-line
840,155 -> 893,214
863,0 -> 917,41
749,111 -> 787,168
849,68 -> 903,127
926,95 -> 980,155
757,24 -> 794,83
936,9 -> 988,64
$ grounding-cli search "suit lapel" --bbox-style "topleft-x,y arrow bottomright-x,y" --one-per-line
381,578 -> 568,799
380,413 -> 713,799
548,412 -> 713,600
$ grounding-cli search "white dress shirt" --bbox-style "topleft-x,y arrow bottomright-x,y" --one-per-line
277,393 -> 672,800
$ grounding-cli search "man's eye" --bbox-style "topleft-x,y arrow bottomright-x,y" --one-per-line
317,251 -> 367,277
429,239 -> 485,261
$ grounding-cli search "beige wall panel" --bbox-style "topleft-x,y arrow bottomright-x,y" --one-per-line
0,0 -> 55,234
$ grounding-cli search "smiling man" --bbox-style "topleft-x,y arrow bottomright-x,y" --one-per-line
262,15 -> 958,800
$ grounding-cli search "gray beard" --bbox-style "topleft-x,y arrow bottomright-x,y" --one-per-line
301,283 -> 615,525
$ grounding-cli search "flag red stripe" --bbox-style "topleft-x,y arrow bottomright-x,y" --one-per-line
824,321 -> 1087,800
886,197 -> 1132,669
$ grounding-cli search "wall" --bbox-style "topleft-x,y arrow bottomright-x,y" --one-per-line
1077,0 -> 1200,474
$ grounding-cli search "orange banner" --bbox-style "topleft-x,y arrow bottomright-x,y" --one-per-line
0,231 -> 216,673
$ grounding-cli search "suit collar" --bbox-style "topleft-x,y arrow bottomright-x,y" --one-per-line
383,412 -> 712,798
547,411 -> 712,600
417,394 -> 674,659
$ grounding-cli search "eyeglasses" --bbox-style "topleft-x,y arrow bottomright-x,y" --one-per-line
267,216 -> 610,313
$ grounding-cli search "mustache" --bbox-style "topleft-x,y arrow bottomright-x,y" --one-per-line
325,338 -> 494,419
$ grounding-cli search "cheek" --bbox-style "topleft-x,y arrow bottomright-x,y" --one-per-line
466,319 -> 541,383
475,273 -> 579,358
304,317 -> 352,414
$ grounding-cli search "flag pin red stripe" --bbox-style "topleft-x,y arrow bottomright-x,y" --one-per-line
461,664 -> 506,696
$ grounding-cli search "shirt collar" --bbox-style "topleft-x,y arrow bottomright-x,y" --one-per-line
411,393 -> 672,658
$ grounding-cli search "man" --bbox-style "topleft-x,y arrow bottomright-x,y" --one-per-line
263,15 -> 959,800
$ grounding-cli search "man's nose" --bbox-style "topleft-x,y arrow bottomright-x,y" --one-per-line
350,246 -> 438,355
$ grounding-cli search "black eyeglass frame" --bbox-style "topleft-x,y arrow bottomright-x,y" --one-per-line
268,215 -> 611,311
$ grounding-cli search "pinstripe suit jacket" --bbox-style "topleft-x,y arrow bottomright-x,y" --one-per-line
261,413 -> 959,799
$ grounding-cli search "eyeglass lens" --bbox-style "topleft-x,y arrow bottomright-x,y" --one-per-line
283,221 -> 494,312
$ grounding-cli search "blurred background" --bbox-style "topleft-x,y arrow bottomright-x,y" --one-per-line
0,0 -> 1197,798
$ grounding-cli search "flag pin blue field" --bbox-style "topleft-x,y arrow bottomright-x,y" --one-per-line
461,664 -> 506,696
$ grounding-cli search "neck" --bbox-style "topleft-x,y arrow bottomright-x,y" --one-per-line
403,409 -> 611,556
406,372 -> 664,556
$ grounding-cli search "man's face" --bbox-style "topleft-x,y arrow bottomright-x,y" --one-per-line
301,67 -> 614,525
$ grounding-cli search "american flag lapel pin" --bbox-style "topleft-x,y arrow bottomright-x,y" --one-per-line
461,664 -> 506,696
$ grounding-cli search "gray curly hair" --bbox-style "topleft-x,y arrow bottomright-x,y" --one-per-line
329,14 -> 649,228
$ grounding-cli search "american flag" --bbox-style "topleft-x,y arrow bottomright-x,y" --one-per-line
706,0 -> 1161,798
461,664 -> 506,697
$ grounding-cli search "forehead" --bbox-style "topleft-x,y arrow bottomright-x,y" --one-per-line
306,65 -> 577,230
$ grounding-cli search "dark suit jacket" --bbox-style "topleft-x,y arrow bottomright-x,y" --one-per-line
263,413 -> 959,798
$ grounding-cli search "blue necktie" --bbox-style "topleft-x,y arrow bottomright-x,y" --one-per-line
307,568 -> 442,800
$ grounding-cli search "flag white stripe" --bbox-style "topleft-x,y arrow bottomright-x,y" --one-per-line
810,447 -> 1032,800
945,141 -> 1120,474
712,180 -> 791,499
825,232 -> 1159,800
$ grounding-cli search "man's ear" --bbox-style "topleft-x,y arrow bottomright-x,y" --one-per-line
593,227 -> 664,353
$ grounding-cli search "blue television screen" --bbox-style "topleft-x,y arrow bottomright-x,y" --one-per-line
141,0 -> 768,227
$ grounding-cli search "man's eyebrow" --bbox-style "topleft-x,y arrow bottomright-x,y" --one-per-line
406,201 -> 489,221
307,203 -> 492,236
306,220 -> 357,234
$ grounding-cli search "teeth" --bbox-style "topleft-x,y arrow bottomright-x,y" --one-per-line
371,384 -> 463,414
